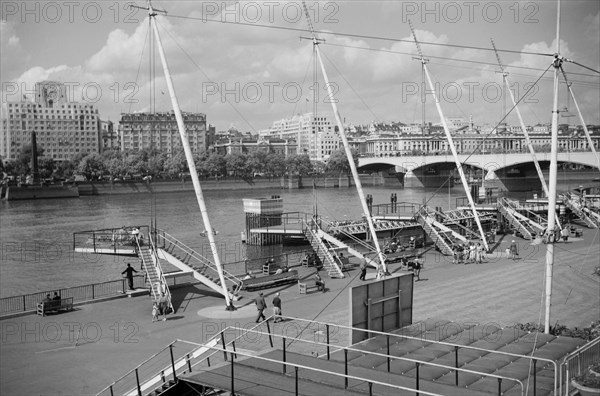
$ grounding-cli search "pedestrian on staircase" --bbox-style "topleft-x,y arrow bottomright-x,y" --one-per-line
122,263 -> 137,290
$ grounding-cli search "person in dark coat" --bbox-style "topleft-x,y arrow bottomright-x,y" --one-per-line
255,292 -> 267,323
359,259 -> 368,281
272,292 -> 282,322
122,263 -> 137,290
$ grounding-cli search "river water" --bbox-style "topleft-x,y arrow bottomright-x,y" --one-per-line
0,183 -> 565,298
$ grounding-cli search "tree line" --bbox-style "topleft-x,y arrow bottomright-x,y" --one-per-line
1,145 -> 359,182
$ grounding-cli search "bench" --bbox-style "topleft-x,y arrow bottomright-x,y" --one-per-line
241,270 -> 298,291
298,279 -> 325,294
36,297 -> 74,316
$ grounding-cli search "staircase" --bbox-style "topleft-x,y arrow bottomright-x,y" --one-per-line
302,221 -> 344,278
319,230 -> 380,268
416,208 -> 454,256
497,198 -> 536,240
154,230 -> 243,301
137,238 -> 173,312
561,193 -> 599,228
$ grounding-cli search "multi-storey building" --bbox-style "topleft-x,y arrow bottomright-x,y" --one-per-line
119,111 -> 207,154
1,81 -> 100,161
99,120 -> 117,152
262,113 -> 339,161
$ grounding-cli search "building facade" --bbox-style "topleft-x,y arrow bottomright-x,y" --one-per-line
262,112 -> 339,161
99,120 -> 117,152
1,81 -> 100,161
119,111 -> 207,154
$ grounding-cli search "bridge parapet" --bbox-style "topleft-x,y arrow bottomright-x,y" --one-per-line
359,152 -> 599,173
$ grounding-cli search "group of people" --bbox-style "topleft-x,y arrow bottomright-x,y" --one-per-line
42,292 -> 61,304
453,242 -> 486,264
254,291 -> 284,323
152,292 -> 170,322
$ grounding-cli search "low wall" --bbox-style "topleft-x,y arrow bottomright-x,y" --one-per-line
5,185 -> 79,200
76,174 -> 388,196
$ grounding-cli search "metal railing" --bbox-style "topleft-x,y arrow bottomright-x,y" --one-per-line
0,276 -> 143,316
560,336 -> 600,395
73,226 -> 150,255
154,229 -> 244,294
139,235 -> 173,312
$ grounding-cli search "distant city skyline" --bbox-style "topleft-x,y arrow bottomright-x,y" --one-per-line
2,1 -> 599,131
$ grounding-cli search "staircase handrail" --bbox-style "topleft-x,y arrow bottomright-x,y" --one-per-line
432,209 -> 482,241
155,229 -> 243,293
320,218 -> 378,254
146,235 -> 174,311
302,220 -> 344,278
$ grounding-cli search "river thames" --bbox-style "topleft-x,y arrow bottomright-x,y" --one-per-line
0,182 -> 571,298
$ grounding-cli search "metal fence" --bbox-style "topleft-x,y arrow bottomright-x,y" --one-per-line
560,336 -> 600,395
0,272 -> 198,316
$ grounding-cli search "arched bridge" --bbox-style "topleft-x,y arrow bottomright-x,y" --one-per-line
359,152 -> 599,174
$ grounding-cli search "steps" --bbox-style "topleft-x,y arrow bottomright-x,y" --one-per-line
155,230 -> 242,300
561,193 -> 599,228
138,245 -> 161,300
497,198 -> 536,240
303,221 -> 344,278
416,209 -> 454,256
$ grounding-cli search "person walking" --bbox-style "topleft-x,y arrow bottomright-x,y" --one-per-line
509,240 -> 518,260
359,258 -> 368,280
255,292 -> 267,323
272,292 -> 282,323
157,292 -> 169,321
122,263 -> 137,290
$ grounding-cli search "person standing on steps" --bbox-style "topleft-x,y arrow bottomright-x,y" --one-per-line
255,292 -> 267,323
122,263 -> 137,290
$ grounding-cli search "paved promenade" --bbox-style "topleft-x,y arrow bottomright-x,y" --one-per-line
1,231 -> 598,395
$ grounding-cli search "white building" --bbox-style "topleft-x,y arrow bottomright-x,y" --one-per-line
1,81 -> 100,161
263,113 -> 340,161
119,111 -> 207,155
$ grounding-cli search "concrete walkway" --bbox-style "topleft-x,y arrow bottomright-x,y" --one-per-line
1,231 -> 598,395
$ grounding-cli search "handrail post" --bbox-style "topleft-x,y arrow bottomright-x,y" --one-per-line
415,362 -> 420,396
368,382 -> 373,396
344,348 -> 348,389
266,318 -> 274,347
221,332 -> 227,361
497,378 -> 502,396
135,368 -> 142,396
385,334 -> 391,373
326,324 -> 330,360
232,340 -> 237,359
533,359 -> 537,396
93,232 -> 96,253
283,336 -> 287,374
169,344 -> 177,381
186,353 -> 192,372
109,385 -> 114,396
455,346 -> 459,385
230,351 -> 235,395
295,366 -> 299,396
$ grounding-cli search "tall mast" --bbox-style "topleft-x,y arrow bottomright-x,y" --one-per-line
409,22 -> 489,251
302,2 -> 387,272
560,69 -> 600,170
143,1 -> 234,310
544,0 -> 562,333
491,39 -> 550,198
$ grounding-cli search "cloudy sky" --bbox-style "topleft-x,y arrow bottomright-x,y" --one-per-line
1,1 -> 599,132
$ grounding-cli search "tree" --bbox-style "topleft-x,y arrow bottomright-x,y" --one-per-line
285,154 -> 313,175
164,150 -> 189,178
204,152 -> 227,177
225,152 -> 251,179
77,153 -> 105,180
325,148 -> 358,174
265,153 -> 286,177
246,151 -> 268,175
55,160 -> 75,179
